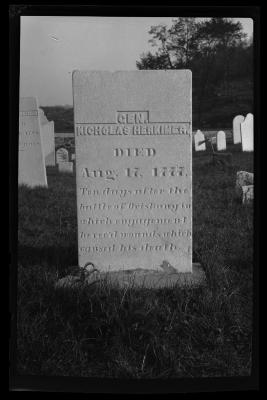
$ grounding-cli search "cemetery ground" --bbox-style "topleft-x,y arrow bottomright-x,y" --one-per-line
16,143 -> 253,378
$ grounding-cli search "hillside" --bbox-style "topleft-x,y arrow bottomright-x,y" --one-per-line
41,78 -> 252,132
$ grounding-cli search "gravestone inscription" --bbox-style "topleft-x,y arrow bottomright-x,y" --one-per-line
73,70 -> 192,274
56,147 -> 69,163
19,97 -> 47,187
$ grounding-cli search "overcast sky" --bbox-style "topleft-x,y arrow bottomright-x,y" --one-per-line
20,16 -> 253,106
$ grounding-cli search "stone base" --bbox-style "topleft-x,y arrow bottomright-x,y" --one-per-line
55,263 -> 206,290
93,263 -> 206,289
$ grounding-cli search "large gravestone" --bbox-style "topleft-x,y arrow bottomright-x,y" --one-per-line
73,70 -> 196,286
233,115 -> 244,144
241,113 -> 254,152
19,97 -> 47,187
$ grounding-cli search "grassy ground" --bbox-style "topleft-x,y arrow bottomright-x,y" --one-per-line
16,144 -> 253,378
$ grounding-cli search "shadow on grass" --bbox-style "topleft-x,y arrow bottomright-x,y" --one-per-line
18,245 -> 78,273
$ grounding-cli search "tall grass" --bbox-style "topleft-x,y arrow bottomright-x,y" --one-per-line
16,145 -> 253,378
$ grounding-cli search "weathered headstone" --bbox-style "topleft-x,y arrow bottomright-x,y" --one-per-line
56,147 -> 69,163
216,131 -> 226,151
194,130 -> 206,151
73,70 -> 194,282
233,115 -> 245,144
40,117 -> 55,167
242,185 -> 253,205
19,97 -> 47,187
241,113 -> 254,152
235,171 -> 254,198
58,161 -> 74,173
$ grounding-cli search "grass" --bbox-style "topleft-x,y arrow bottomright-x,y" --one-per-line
16,144 -> 253,378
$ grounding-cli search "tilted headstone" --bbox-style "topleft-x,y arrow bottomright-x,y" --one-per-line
58,161 -> 73,173
194,130 -> 206,151
56,147 -> 69,163
19,97 -> 47,187
73,70 -> 192,277
233,115 -> 245,144
216,131 -> 226,151
241,113 -> 254,152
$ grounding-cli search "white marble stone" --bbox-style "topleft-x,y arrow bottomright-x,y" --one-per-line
40,118 -> 55,166
216,131 -> 226,151
19,97 -> 47,187
194,130 -> 206,151
233,115 -> 245,144
241,113 -> 254,151
39,108 -> 49,125
73,70 -> 192,273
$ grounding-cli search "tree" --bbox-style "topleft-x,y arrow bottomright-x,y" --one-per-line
136,18 -> 200,70
194,18 -> 247,95
137,17 -> 251,127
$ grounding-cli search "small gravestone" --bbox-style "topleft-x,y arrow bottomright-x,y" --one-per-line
216,131 -> 226,151
233,115 -> 245,144
211,136 -> 216,145
58,161 -> 73,173
71,153 -> 76,160
72,70 -> 203,287
241,113 -> 254,152
19,97 -> 47,187
194,130 -> 206,151
56,147 -> 69,163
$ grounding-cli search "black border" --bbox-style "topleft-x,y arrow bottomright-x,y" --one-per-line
9,4 -> 260,393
